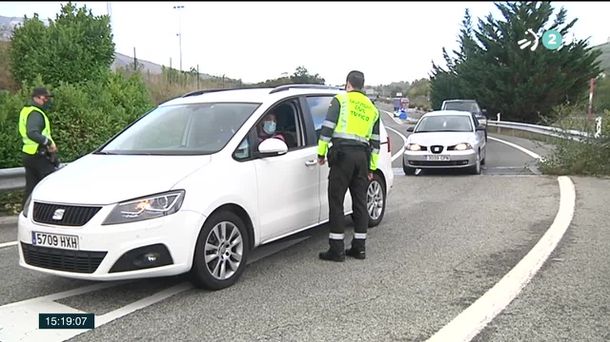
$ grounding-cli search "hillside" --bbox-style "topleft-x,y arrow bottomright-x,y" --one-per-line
593,41 -> 610,72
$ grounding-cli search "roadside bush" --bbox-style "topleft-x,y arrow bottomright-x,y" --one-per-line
539,108 -> 610,175
47,72 -> 154,162
0,89 -> 28,168
0,71 -> 154,168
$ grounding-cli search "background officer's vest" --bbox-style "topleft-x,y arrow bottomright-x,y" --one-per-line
333,92 -> 379,143
19,106 -> 53,155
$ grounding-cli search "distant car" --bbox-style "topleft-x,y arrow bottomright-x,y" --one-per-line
402,110 -> 487,175
17,84 -> 395,290
441,99 -> 488,140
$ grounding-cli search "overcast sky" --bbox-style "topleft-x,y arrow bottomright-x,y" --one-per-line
2,1 -> 610,85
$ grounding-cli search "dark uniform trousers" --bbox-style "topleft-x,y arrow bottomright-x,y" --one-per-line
22,152 -> 56,208
327,144 -> 369,253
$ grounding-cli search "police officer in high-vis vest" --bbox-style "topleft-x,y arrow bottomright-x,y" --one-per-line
317,70 -> 380,262
19,87 -> 58,209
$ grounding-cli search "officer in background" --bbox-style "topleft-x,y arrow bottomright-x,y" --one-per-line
317,70 -> 380,262
18,87 -> 58,209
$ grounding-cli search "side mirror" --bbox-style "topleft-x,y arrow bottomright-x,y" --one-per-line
258,138 -> 288,157
482,109 -> 488,117
476,125 -> 486,131
406,126 -> 415,133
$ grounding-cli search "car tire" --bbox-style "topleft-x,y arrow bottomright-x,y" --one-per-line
469,151 -> 482,175
191,210 -> 249,290
367,173 -> 386,227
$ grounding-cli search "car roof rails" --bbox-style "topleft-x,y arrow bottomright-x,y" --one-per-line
269,84 -> 343,94
181,87 -> 246,98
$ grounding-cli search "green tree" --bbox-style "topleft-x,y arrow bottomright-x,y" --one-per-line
10,2 -> 115,87
430,2 -> 602,122
252,66 -> 326,87
290,66 -> 325,84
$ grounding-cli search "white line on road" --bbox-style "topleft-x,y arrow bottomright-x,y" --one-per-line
0,280 -> 192,342
1,282 -> 132,309
0,241 -> 17,248
427,176 -> 575,342
95,282 -> 193,327
488,136 -> 542,160
385,126 -> 408,162
381,109 -> 404,125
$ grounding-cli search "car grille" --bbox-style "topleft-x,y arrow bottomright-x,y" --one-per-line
21,242 -> 107,274
33,202 -> 101,227
410,160 -> 469,167
430,145 -> 444,154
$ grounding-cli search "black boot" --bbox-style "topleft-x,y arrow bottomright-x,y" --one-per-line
319,239 -> 345,262
346,239 -> 366,260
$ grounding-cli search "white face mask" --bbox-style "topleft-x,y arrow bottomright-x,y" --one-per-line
263,120 -> 276,134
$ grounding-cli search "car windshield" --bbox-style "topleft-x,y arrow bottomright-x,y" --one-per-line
98,102 -> 259,155
415,115 -> 473,133
443,101 -> 480,113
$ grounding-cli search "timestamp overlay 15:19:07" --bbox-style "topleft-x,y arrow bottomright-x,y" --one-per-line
39,313 -> 95,329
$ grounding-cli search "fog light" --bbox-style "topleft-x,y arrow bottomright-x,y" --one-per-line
144,253 -> 158,263
110,244 -> 173,273
134,252 -> 160,267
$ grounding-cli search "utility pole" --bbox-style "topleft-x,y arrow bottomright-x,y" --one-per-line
173,5 -> 184,72
588,78 -> 596,121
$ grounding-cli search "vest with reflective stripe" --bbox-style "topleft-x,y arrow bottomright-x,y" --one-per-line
333,92 -> 378,144
19,106 -> 52,155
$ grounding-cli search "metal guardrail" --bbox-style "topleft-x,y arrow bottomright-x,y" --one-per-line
0,167 -> 26,193
486,120 -> 592,142
486,114 -> 603,142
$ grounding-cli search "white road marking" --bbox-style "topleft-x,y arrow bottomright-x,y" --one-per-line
381,109 -> 404,125
427,176 -> 575,342
0,280 -> 191,342
0,282 -> 131,342
95,282 -> 192,327
0,241 -> 17,249
385,126 -> 408,162
0,232 -> 313,341
488,136 -> 542,160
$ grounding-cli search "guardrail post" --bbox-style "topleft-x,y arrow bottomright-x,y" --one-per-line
595,116 -> 602,138
496,113 -> 501,122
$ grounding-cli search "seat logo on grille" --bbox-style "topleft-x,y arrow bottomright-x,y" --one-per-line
53,209 -> 65,220
433,146 -> 441,152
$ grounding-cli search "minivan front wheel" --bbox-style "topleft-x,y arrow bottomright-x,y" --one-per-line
367,173 -> 386,227
191,211 -> 249,290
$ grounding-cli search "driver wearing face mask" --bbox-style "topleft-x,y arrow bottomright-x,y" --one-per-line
258,112 -> 285,143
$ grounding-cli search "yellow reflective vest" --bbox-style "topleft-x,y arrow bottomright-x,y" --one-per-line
317,91 -> 380,170
19,106 -> 53,155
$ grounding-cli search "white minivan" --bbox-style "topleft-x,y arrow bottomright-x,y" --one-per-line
18,85 -> 394,290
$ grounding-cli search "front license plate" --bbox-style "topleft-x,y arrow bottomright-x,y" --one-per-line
426,155 -> 450,161
32,232 -> 79,250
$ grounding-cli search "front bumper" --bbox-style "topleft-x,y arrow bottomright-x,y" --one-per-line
403,149 -> 477,169
17,208 -> 205,281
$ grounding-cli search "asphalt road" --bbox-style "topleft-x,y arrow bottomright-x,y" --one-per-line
0,107 -> 608,341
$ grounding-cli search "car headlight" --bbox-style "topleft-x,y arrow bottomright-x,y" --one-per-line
454,143 -> 473,151
102,190 -> 185,225
22,195 -> 32,218
407,143 -> 422,151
